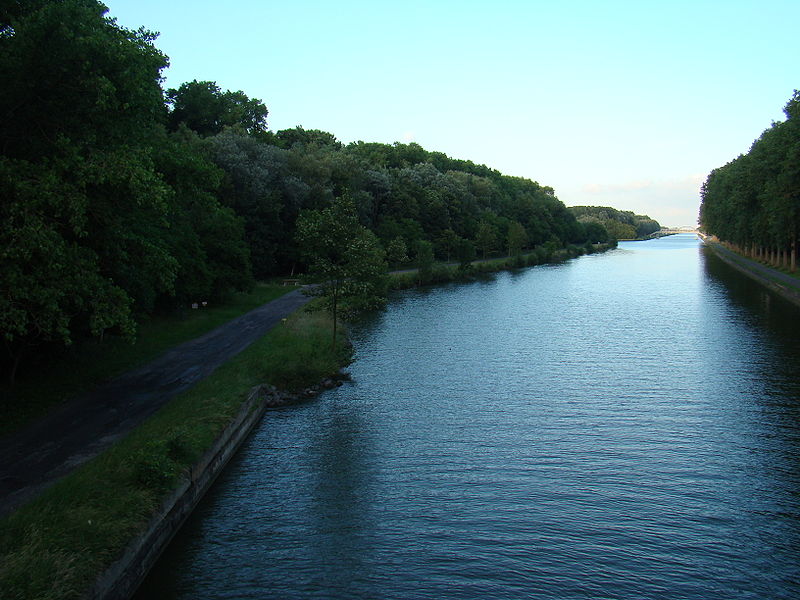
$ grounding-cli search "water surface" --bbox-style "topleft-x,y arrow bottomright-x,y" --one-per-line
138,235 -> 800,599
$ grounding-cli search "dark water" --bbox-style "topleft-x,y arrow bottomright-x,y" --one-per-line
137,235 -> 800,599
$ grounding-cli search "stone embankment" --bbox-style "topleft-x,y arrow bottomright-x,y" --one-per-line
254,374 -> 349,408
89,373 -> 347,600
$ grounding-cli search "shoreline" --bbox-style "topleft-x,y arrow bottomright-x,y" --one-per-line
701,236 -> 800,308
0,307 -> 349,600
1,243 -> 613,600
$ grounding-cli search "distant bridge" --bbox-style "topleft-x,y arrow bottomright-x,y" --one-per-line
660,227 -> 699,234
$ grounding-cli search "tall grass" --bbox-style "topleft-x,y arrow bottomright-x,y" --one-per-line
0,305 -> 348,600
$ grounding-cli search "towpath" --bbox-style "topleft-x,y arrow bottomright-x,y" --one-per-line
0,289 -> 312,517
704,239 -> 800,300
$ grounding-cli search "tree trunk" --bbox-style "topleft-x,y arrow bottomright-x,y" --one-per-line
9,352 -> 21,386
331,289 -> 338,350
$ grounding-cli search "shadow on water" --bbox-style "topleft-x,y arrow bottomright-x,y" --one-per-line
700,244 -> 800,577
304,400 -> 378,593
700,245 -> 800,345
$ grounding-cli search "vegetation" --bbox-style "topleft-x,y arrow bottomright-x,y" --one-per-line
700,91 -> 800,271
1,0 -> 611,388
296,197 -> 388,347
569,206 -> 661,240
0,305 -> 349,600
388,241 -> 615,290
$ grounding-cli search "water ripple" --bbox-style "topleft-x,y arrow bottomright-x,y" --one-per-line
137,236 -> 800,600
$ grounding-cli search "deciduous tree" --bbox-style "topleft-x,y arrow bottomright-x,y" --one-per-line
296,197 -> 387,347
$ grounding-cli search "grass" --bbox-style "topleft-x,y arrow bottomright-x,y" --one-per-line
0,283 -> 293,436
0,305 -> 349,600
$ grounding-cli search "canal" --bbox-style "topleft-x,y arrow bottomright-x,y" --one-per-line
136,234 -> 800,599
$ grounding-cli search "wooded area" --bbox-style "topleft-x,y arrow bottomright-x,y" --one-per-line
1,0 -> 613,382
700,91 -> 800,270
568,206 -> 661,240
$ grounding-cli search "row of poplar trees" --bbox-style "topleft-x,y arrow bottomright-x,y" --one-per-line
700,91 -> 800,270
1,0 -> 605,384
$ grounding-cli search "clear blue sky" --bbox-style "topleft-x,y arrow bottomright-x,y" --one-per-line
110,0 -> 800,227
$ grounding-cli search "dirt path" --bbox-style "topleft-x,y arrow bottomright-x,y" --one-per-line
0,289 -> 312,517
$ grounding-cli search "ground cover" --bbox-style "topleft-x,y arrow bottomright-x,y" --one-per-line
0,305 -> 348,600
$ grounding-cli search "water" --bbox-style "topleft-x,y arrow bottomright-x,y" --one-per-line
137,235 -> 800,599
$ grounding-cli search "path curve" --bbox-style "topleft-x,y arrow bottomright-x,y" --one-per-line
0,289 -> 312,517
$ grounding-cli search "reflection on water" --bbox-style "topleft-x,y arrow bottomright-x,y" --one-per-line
137,235 -> 800,600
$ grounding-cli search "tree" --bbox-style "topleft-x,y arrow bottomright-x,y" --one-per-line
152,127 -> 253,302
437,228 -> 460,262
385,236 -> 409,266
207,130 -> 286,277
507,221 -> 528,258
0,0 -> 172,380
475,221 -> 498,259
296,197 -> 387,347
1,0 -> 168,161
456,238 -> 476,272
275,126 -> 342,150
0,157 -> 135,383
584,221 -> 609,243
414,239 -> 435,285
166,80 -> 269,137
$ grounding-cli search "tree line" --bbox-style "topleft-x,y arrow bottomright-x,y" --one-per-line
700,91 -> 800,270
1,0 -> 613,383
569,206 -> 661,240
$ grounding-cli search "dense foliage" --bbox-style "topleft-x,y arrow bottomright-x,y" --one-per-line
699,91 -> 800,270
1,0 -> 605,383
569,206 -> 661,240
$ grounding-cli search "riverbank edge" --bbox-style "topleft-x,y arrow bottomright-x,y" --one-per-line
702,237 -> 800,308
86,386 -> 267,600
0,307 -> 348,600
388,242 -> 617,289
85,370 -> 348,600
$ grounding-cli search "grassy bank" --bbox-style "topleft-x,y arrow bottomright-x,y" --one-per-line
0,305 -> 349,600
1,283 -> 293,436
390,242 -> 615,289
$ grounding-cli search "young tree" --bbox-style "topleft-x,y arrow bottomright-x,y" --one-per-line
296,197 -> 387,347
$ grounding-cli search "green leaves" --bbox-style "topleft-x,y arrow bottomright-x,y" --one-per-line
296,197 -> 387,345
0,157 -> 136,363
700,90 -> 800,259
166,80 -> 269,137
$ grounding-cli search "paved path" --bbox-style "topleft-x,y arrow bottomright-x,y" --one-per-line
0,289 -> 312,517
704,240 -> 800,297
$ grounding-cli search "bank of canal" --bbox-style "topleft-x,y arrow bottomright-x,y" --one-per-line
137,234 -> 800,600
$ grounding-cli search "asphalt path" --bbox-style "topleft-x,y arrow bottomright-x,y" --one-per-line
0,288 -> 312,517
705,240 -> 800,293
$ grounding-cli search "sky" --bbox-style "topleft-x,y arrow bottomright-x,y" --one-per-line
109,0 -> 800,227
